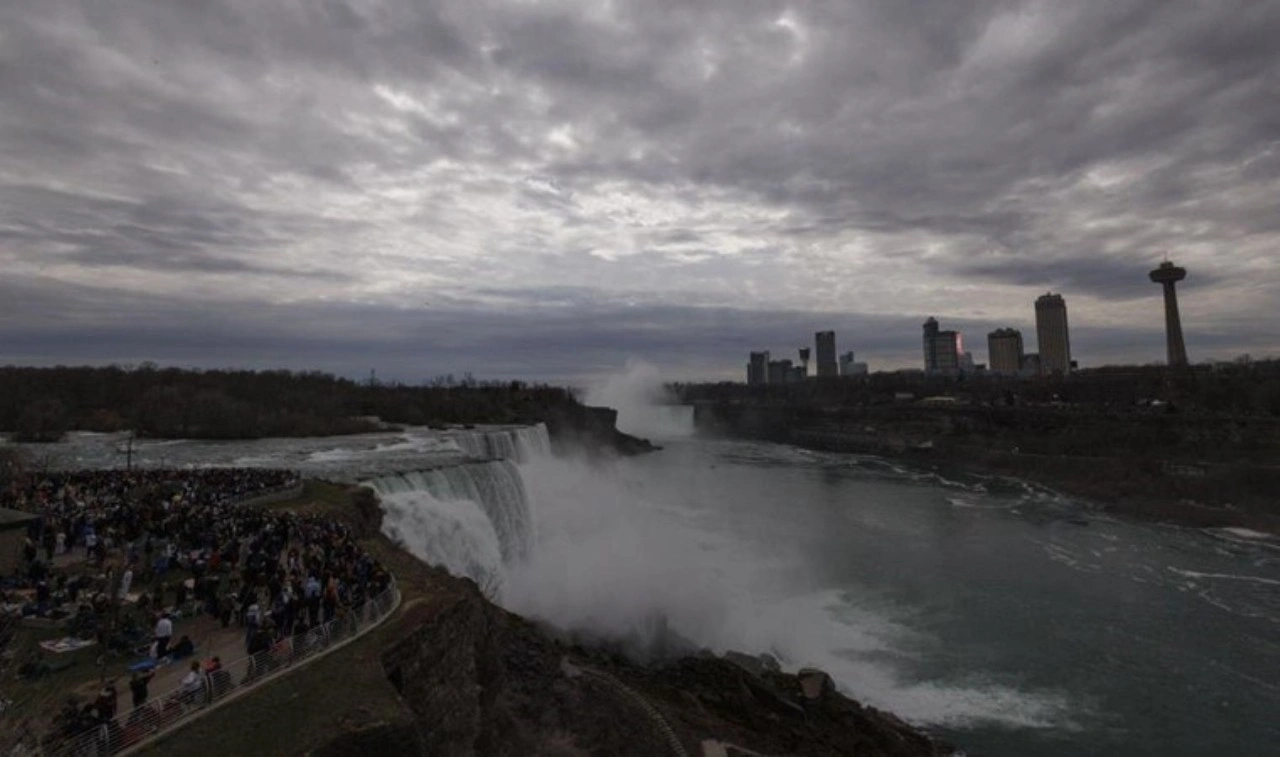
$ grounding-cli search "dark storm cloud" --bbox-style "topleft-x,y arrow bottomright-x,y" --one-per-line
1,0 -> 1277,378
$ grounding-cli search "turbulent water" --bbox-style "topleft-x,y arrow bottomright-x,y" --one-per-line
369,461 -> 533,566
24,407 -> 1280,755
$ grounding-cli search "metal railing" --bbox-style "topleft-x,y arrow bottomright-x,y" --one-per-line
43,580 -> 401,757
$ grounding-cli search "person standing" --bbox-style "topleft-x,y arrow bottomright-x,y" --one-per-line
153,613 -> 173,658
129,670 -> 155,709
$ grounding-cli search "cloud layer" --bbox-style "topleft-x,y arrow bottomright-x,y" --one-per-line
2,1 -> 1277,381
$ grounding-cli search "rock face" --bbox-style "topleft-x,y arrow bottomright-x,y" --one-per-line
542,403 -> 660,457
368,566 -> 950,756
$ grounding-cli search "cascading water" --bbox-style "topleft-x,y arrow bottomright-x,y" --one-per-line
367,458 -> 535,590
447,423 -> 552,462
362,423 -> 553,592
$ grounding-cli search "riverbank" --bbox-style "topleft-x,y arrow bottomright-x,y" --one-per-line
120,481 -> 950,756
692,402 -> 1280,535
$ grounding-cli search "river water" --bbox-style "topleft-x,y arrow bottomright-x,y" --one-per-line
24,420 -> 1279,756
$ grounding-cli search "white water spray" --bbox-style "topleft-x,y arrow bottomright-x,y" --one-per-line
583,360 -> 694,440
368,376 -> 1071,730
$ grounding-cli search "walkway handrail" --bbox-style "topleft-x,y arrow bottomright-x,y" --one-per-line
44,578 -> 401,757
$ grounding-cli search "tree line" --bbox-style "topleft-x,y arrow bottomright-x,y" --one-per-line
0,364 -> 580,441
674,358 -> 1280,418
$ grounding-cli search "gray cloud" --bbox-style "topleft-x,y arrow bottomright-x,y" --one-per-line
1,0 -> 1277,380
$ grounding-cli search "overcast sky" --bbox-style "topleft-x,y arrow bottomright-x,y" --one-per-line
2,1 -> 1277,383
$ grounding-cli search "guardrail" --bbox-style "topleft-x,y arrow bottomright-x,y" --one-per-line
44,579 -> 401,757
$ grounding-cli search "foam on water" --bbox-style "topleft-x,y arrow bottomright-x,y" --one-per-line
1166,567 -> 1280,587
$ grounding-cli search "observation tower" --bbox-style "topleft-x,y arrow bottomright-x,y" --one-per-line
1149,260 -> 1189,367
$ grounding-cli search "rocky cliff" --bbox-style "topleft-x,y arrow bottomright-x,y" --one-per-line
362,564 -> 950,756
542,403 -> 660,457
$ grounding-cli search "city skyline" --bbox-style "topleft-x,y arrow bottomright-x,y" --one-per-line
2,1 -> 1278,384
742,274 -> 1213,383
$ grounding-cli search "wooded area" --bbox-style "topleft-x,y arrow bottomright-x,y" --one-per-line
0,365 -> 579,441
675,358 -> 1280,417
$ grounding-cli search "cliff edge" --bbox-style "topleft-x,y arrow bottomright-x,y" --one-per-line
543,403 -> 660,457
135,482 -> 949,757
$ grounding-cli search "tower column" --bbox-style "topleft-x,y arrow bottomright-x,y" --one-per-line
1161,282 -> 1188,367
1149,261 -> 1189,368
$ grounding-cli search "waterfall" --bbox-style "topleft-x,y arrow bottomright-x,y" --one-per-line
448,423 -> 552,463
367,459 -> 533,563
363,424 -> 550,591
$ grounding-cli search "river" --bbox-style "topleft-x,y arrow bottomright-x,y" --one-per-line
25,417 -> 1280,756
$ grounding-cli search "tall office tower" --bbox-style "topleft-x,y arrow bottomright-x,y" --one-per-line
922,317 -> 963,374
1149,260 -> 1189,367
815,331 -> 838,377
747,351 -> 770,385
798,347 -> 811,377
1035,293 -> 1072,375
987,328 -> 1025,375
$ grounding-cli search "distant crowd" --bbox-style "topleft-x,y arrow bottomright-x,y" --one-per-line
1,467 -> 393,754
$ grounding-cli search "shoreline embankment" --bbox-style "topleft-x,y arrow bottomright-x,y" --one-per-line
692,401 -> 1280,535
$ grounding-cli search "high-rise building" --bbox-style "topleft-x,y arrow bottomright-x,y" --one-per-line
987,328 -> 1025,375
1149,260 -> 1189,367
922,317 -> 963,374
839,351 -> 856,376
747,351 -> 770,385
815,331 -> 837,377
1035,293 -> 1072,375
798,347 -> 811,376
767,359 -> 795,384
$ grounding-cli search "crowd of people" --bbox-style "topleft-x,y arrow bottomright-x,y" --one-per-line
1,467 -> 393,754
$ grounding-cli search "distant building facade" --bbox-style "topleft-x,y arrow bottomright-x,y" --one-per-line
1035,293 -> 1072,375
747,351 -> 770,385
766,359 -> 806,384
922,317 -> 963,374
1029,293 -> 1070,376
988,328 -> 1025,375
815,331 -> 838,378
1021,353 -> 1040,376
839,351 -> 868,376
